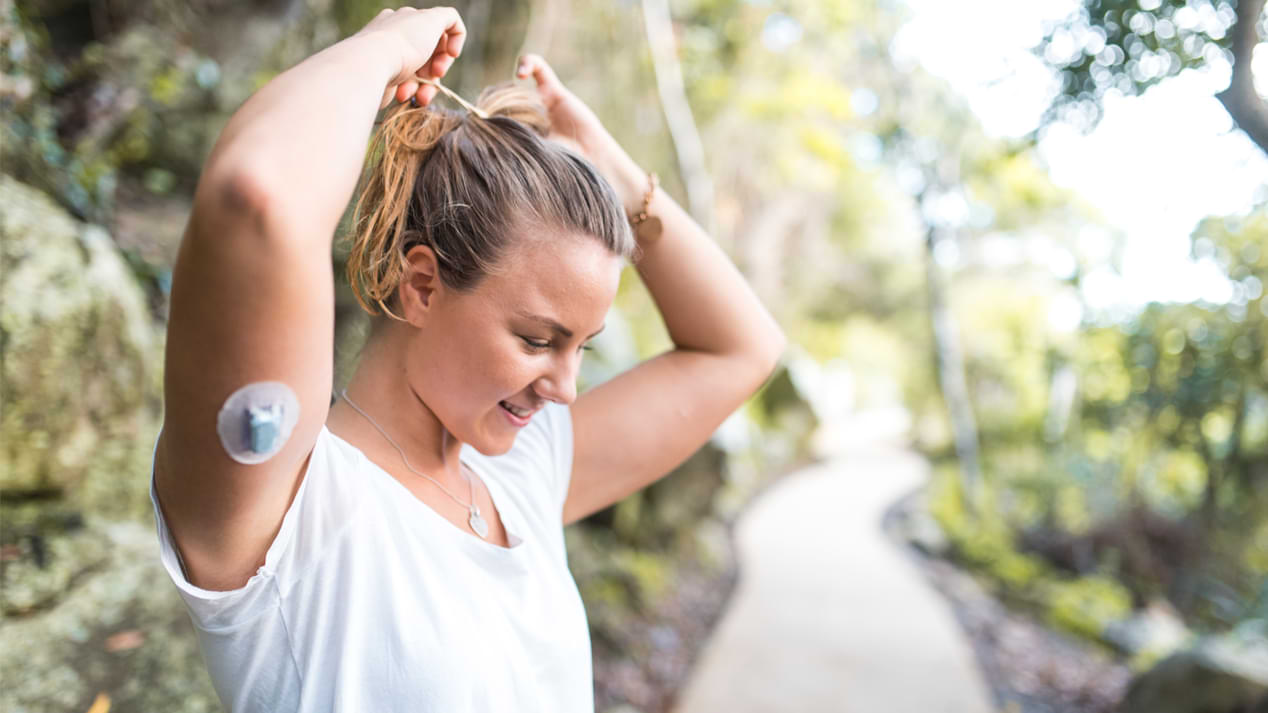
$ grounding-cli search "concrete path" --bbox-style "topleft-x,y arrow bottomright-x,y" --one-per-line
672,435 -> 997,713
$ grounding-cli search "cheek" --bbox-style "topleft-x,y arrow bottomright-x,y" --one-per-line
458,331 -> 535,403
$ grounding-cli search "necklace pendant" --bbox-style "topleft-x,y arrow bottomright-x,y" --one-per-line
468,508 -> 489,539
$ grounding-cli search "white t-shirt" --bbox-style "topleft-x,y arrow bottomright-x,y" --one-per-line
148,401 -> 593,713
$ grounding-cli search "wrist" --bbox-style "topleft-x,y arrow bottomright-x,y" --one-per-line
339,31 -> 402,86
592,140 -> 647,215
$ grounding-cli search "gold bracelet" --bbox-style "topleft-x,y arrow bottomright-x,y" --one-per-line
628,172 -> 663,243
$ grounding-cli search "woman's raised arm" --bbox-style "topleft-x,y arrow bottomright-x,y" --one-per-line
154,7 -> 467,592
201,6 -> 466,243
513,56 -> 788,525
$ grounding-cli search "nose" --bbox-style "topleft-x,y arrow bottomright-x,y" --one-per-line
534,351 -> 581,406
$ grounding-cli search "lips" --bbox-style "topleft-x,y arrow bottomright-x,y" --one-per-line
499,401 -> 540,419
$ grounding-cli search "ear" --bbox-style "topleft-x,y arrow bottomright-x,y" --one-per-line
398,244 -> 444,327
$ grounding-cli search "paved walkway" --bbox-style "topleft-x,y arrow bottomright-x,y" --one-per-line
672,435 -> 997,713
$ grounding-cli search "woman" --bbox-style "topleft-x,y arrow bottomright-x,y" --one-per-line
150,6 -> 785,711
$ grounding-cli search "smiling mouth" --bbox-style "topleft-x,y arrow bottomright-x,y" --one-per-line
499,401 -> 536,419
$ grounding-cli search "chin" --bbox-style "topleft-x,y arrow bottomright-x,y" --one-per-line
466,423 -> 518,457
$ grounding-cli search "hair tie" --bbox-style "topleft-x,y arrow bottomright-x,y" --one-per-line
418,78 -> 490,119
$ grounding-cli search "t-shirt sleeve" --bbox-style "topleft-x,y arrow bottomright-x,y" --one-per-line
509,401 -> 576,519
545,402 -> 576,516
147,425 -> 318,630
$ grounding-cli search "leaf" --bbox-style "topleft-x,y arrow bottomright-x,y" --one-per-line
103,629 -> 145,652
84,692 -> 110,713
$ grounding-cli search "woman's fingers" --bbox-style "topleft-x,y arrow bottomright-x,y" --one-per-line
516,53 -> 563,96
396,81 -> 416,105
436,10 -> 466,58
513,53 -> 612,163
444,22 -> 466,58
359,6 -> 467,107
421,81 -> 438,105
394,80 -> 437,107
429,52 -> 455,79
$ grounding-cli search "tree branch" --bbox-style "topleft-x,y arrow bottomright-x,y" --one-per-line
516,0 -> 561,70
640,0 -> 716,236
1215,0 -> 1268,156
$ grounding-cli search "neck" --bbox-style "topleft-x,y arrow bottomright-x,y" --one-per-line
330,328 -> 467,491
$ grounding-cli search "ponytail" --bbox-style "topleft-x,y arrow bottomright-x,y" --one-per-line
342,81 -> 633,323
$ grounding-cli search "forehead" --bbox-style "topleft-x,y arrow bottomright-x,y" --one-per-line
479,233 -> 622,326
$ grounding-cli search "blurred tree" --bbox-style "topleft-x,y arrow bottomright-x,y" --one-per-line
1039,0 -> 1268,155
1041,205 -> 1268,625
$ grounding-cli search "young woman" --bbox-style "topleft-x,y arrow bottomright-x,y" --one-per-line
150,6 -> 784,711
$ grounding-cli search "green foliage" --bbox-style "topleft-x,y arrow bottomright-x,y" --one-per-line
1043,574 -> 1135,640
928,464 -> 1046,591
2,5 -> 228,221
963,149 -> 1080,232
954,276 -> 1073,442
1038,0 -> 1239,131
931,465 -> 1147,649
942,203 -> 1268,633
928,463 -> 1136,643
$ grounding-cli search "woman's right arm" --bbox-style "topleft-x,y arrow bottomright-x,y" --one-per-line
155,7 -> 464,592
204,7 -> 466,241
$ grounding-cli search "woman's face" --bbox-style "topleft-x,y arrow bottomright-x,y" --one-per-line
405,233 -> 623,454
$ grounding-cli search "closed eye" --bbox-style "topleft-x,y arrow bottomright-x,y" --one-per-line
521,337 -> 594,353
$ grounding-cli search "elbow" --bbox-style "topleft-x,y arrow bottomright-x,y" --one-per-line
746,325 -> 788,388
211,164 -> 275,222
194,147 -> 280,219
763,313 -> 789,369
190,162 -> 284,243
764,329 -> 789,380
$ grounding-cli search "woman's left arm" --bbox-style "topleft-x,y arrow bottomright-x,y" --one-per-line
516,56 -> 787,526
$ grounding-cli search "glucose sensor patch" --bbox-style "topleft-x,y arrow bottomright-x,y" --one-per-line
216,381 -> 301,465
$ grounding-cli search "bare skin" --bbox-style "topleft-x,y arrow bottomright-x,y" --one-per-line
326,232 -> 621,548
155,6 -> 785,589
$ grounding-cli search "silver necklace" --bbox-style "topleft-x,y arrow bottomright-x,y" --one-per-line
339,388 -> 490,539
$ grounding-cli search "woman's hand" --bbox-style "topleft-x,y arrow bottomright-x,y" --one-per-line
515,54 -> 644,213
354,6 -> 467,110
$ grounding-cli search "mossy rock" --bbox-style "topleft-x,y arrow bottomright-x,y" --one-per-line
0,176 -> 162,522
1118,629 -> 1268,713
0,519 -> 219,713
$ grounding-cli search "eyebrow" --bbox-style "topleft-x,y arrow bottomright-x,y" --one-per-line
516,310 -> 605,340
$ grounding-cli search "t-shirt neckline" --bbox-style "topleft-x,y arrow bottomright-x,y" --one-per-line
322,424 -> 526,556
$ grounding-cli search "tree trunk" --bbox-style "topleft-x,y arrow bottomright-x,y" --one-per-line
1215,0 -> 1268,155
924,225 -> 983,512
639,0 -> 715,236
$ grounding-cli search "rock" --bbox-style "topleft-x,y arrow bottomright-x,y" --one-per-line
0,501 -> 110,616
4,0 -> 340,222
0,519 -> 219,713
1103,598 -> 1192,664
755,362 -> 820,461
0,175 -> 162,522
906,505 -> 951,556
1117,626 -> 1268,713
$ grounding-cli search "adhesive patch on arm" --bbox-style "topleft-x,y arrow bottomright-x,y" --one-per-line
216,381 -> 301,464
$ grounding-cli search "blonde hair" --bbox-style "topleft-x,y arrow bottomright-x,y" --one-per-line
343,81 -> 636,322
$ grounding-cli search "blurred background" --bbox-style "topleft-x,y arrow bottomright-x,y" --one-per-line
2,0 -> 1267,711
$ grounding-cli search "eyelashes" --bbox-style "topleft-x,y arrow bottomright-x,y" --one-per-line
520,337 -> 593,353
